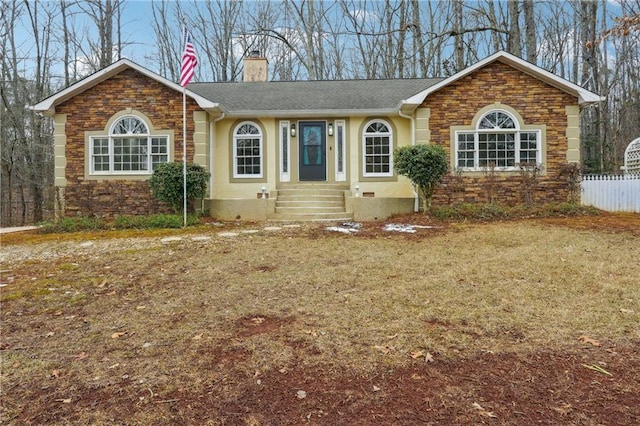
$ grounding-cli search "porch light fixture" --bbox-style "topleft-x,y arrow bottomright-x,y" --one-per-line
328,123 -> 334,136
261,186 -> 267,198
290,123 -> 296,137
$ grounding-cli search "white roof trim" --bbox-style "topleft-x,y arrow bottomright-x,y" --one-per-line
405,51 -> 604,106
227,109 -> 400,118
31,58 -> 219,115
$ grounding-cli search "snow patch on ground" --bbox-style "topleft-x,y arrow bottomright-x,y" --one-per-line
325,226 -> 358,234
325,222 -> 440,234
383,223 -> 439,233
325,222 -> 362,234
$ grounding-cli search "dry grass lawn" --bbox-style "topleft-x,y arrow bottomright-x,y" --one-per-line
1,215 -> 639,425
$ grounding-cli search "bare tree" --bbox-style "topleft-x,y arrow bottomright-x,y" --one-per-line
284,0 -> 330,80
408,0 -> 426,77
340,0 -> 381,78
523,0 -> 537,62
578,0 -> 603,172
538,1 -> 574,78
191,0 -> 242,82
148,0 -> 183,82
507,0 -> 522,56
1,0 -> 55,225
453,0 -> 465,71
59,0 -> 71,86
68,0 -> 123,74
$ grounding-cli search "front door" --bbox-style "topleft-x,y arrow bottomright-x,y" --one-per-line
299,121 -> 326,181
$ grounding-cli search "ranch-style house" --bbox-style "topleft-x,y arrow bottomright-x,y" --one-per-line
32,51 -> 603,221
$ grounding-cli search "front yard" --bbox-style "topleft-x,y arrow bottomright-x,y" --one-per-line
1,214 -> 639,424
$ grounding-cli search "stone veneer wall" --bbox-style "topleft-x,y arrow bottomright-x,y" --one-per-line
424,61 -> 578,206
56,68 -> 201,217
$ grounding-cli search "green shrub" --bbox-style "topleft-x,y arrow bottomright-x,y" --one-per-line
431,203 -> 506,220
430,202 -> 598,221
394,144 -> 448,213
149,162 -> 210,213
113,215 -> 136,229
141,214 -> 184,229
38,216 -> 105,233
113,214 -> 199,229
38,214 -> 202,233
541,202 -> 599,217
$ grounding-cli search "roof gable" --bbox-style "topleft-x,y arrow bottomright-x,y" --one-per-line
31,59 -> 219,115
405,51 -> 604,106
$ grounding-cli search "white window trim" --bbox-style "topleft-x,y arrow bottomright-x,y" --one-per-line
454,109 -> 542,172
279,120 -> 290,182
335,120 -> 346,181
362,119 -> 394,178
89,115 -> 169,176
233,121 -> 263,179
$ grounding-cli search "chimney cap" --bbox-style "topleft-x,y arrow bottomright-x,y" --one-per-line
249,50 -> 261,58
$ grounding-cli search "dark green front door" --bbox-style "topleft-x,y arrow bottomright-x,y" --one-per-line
299,121 -> 326,181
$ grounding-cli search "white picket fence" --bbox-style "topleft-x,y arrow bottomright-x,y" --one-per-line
581,174 -> 640,213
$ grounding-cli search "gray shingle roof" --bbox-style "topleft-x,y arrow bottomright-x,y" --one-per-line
188,78 -> 443,115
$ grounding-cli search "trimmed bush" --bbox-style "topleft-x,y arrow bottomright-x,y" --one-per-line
149,162 -> 210,214
394,144 -> 448,213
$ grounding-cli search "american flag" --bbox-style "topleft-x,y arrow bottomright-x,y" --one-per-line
180,28 -> 198,87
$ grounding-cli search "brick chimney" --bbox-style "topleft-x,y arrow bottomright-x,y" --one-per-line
243,51 -> 268,82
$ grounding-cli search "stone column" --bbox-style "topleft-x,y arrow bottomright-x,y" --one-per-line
415,107 -> 431,145
565,105 -> 580,163
193,111 -> 208,169
54,114 -> 67,218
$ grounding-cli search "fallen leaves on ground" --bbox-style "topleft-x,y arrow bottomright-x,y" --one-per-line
472,402 -> 497,418
582,363 -> 612,376
579,335 -> 601,346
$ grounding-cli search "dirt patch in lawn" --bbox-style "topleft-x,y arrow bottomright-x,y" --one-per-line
236,315 -> 295,337
4,345 -> 638,425
1,213 -> 639,425
540,211 -> 640,237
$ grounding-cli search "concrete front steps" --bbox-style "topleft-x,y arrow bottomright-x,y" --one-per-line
268,183 -> 353,222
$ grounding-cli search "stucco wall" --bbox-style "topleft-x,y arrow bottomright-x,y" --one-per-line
424,61 -> 579,206
56,68 -> 201,217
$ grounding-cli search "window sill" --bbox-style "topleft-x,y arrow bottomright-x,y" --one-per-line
85,173 -> 153,181
454,167 -> 546,176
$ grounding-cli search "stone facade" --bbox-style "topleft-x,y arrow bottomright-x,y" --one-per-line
56,68 -> 201,217
424,61 -> 578,206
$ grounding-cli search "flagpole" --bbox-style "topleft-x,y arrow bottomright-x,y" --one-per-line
180,24 -> 196,228
182,85 -> 187,228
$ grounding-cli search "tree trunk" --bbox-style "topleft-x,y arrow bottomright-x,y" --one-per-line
523,0 -> 536,62
507,0 -> 522,56
453,0 -> 464,71
579,0 -> 601,172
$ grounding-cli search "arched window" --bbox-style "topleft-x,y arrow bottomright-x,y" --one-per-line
363,119 -> 393,177
456,109 -> 540,170
91,115 -> 169,174
233,121 -> 263,178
